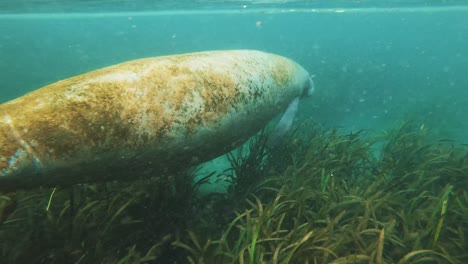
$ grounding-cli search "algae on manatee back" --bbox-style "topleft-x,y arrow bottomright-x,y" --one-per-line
0,50 -> 313,191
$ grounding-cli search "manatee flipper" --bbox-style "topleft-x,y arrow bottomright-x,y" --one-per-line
267,97 -> 300,147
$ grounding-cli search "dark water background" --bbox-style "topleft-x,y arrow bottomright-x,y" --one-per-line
1,1 -> 467,143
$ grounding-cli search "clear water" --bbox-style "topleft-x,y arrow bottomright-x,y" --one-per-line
1,1 -> 468,262
0,0 -> 465,13
1,0 -> 467,144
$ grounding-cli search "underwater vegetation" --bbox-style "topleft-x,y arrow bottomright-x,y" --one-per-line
0,120 -> 467,263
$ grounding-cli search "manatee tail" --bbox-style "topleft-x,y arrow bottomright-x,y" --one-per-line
267,97 -> 300,148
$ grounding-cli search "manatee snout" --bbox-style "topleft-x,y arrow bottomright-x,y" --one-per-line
302,75 -> 315,98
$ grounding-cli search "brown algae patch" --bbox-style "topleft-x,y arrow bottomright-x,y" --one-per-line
128,62 -> 240,135
0,78 -> 132,161
0,119 -> 21,173
271,58 -> 294,87
0,50 -> 296,176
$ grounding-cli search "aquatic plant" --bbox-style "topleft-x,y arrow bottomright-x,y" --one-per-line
174,120 -> 467,263
0,170 -> 197,263
1,120 -> 467,263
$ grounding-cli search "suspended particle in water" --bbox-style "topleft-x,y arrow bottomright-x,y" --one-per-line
256,21 -> 262,28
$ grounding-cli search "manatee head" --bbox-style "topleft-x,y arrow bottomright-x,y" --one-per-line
302,74 -> 316,98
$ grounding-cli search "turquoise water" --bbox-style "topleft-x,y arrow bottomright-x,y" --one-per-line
1,2 -> 468,263
1,2 -> 467,143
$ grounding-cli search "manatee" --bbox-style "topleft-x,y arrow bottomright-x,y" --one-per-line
0,50 -> 314,191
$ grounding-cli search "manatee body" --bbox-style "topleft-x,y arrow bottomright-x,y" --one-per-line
0,50 -> 313,190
